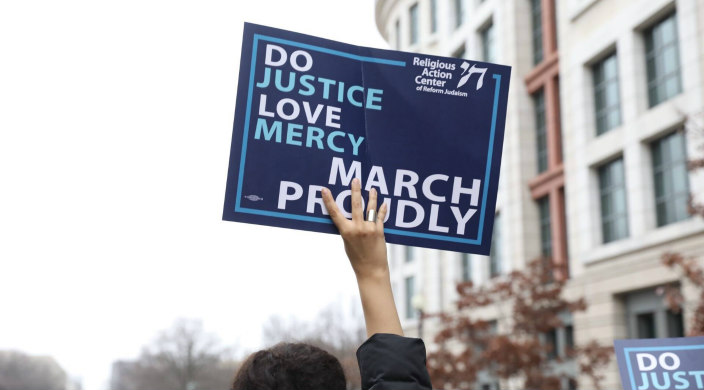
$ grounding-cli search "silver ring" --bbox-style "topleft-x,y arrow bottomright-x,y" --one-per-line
366,209 -> 376,222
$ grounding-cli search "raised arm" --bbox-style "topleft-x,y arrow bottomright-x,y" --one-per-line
321,178 -> 403,338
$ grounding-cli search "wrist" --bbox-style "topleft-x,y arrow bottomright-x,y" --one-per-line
355,265 -> 390,285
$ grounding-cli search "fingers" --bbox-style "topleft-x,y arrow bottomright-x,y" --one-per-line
324,180 -> 386,232
367,187 -> 377,218
351,178 -> 363,222
376,202 -> 387,229
321,187 -> 348,230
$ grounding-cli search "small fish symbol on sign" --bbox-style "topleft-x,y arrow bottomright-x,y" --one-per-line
244,195 -> 264,201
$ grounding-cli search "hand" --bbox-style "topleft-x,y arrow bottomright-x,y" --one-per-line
322,178 -> 403,337
321,178 -> 389,281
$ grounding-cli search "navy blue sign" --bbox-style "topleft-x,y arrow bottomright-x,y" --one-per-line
223,23 -> 511,254
615,337 -> 704,390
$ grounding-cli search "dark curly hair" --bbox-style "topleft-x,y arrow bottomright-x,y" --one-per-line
231,342 -> 346,390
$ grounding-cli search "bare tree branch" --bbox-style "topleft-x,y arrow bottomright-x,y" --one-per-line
426,258 -> 611,390
110,319 -> 239,390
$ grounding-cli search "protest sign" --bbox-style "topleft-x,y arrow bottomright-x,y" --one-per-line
614,336 -> 704,390
223,23 -> 511,254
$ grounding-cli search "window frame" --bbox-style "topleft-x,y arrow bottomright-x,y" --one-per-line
489,213 -> 501,278
454,0 -> 464,29
533,89 -> 548,174
480,21 -> 495,63
651,130 -> 690,227
409,3 -> 420,45
538,196 -> 552,258
592,51 -> 622,135
530,0 -> 544,65
405,275 -> 416,319
461,253 -> 472,282
644,11 -> 682,107
625,287 -> 685,339
430,0 -> 438,33
598,157 -> 629,243
405,246 -> 415,262
395,19 -> 401,49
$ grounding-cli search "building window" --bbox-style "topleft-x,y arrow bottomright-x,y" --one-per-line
488,320 -> 498,334
405,246 -> 415,262
625,288 -> 685,338
599,158 -> 629,243
667,310 -> 685,338
431,0 -> 438,33
559,188 -> 570,278
453,44 -> 466,59
405,276 -> 416,319
533,89 -> 548,173
410,3 -> 419,45
489,213 -> 501,277
565,324 -> 574,352
542,319 -> 573,361
551,0 -> 558,49
538,196 -> 552,257
637,312 -> 656,338
652,131 -> 689,226
454,0 -> 464,29
395,19 -> 401,49
530,0 -> 543,65
544,328 -> 558,360
481,22 -> 495,63
645,12 -> 682,107
461,253 -> 471,282
593,52 -> 621,135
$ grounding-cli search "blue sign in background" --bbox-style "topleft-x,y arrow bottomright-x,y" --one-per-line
615,337 -> 704,390
223,23 -> 511,254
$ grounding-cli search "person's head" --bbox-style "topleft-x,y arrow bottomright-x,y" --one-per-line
231,342 -> 346,390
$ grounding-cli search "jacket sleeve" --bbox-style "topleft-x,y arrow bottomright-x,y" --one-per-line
356,333 -> 433,390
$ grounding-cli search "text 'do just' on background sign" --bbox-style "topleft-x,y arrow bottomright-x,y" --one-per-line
223,23 -> 511,255
615,336 -> 704,390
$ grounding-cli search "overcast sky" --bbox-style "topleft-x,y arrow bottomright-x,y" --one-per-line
0,1 -> 388,388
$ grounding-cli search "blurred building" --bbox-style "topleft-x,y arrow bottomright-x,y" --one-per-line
375,0 -> 704,388
110,360 -> 130,390
0,350 -> 68,390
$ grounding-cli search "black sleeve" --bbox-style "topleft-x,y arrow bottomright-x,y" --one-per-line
356,333 -> 433,390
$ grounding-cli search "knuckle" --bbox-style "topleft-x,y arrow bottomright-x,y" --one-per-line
346,230 -> 361,239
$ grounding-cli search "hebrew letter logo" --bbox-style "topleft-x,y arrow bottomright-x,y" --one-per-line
457,62 -> 487,90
